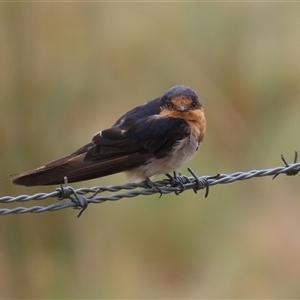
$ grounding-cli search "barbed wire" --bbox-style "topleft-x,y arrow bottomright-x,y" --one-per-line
1,152 -> 299,217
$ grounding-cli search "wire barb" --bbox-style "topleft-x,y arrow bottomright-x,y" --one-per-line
57,178 -> 89,217
165,172 -> 186,195
187,167 -> 211,196
1,152 -> 300,216
272,150 -> 299,179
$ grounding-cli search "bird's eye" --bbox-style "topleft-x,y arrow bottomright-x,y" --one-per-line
166,102 -> 172,109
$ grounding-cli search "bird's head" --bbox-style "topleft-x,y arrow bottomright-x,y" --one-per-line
160,85 -> 203,120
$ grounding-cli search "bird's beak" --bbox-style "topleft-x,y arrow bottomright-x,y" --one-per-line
176,106 -> 188,112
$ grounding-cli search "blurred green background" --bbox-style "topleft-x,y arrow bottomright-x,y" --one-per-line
1,2 -> 300,298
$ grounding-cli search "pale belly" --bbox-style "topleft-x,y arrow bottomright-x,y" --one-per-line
126,133 -> 199,181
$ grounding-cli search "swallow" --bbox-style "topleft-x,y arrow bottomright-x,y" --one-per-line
11,85 -> 206,187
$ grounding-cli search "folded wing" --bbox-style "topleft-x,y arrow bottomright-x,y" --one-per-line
11,102 -> 190,186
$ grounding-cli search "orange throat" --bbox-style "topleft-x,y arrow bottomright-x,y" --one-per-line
161,108 -> 206,143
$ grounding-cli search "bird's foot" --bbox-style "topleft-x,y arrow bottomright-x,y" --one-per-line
165,172 -> 186,195
145,177 -> 163,198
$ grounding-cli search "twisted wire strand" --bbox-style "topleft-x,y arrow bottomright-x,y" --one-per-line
1,157 -> 299,216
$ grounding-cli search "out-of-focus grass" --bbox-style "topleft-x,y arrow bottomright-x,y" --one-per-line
1,3 -> 300,298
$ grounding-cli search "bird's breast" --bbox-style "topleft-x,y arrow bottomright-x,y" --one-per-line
184,108 -> 206,143
165,132 -> 200,171
126,132 -> 200,181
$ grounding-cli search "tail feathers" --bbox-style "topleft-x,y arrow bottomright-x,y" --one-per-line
11,150 -> 147,186
11,143 -> 93,186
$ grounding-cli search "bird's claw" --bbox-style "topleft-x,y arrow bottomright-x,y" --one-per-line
145,177 -> 163,198
165,172 -> 185,195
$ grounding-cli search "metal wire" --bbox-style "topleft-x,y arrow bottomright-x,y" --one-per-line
1,152 -> 299,217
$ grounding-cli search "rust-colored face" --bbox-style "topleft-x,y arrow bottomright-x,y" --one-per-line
160,94 -> 206,143
160,94 -> 202,117
170,96 -> 199,112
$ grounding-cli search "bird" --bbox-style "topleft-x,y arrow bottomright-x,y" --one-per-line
11,85 -> 206,187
